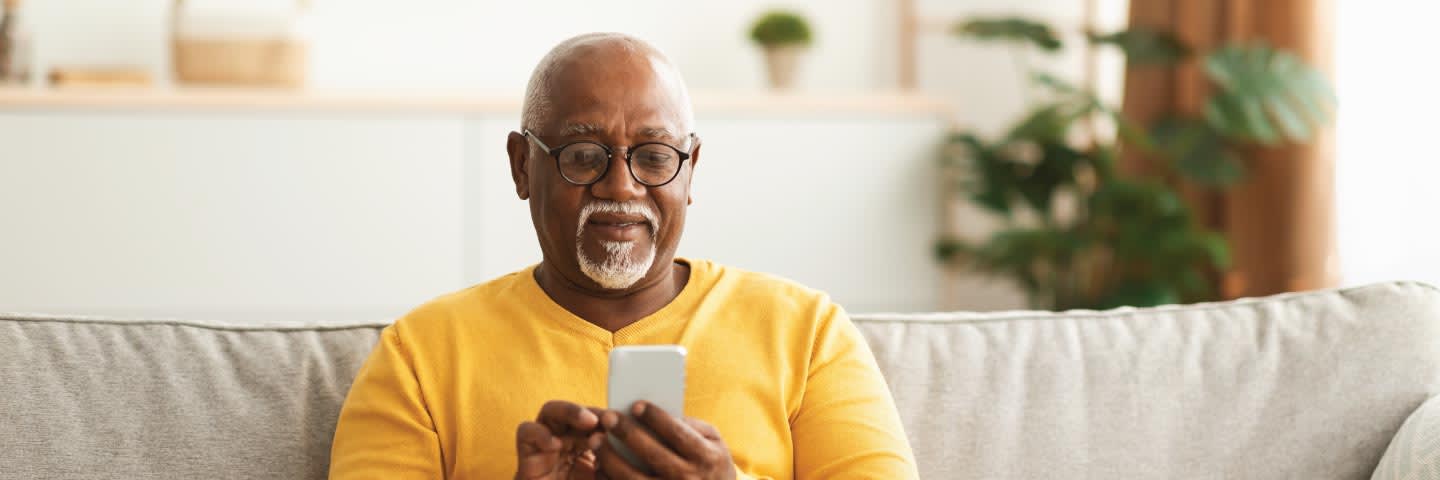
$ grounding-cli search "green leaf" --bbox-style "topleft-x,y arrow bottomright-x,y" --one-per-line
1087,28 -> 1190,65
1264,94 -> 1310,140
1030,73 -> 1107,113
1151,231 -> 1227,269
1202,43 -> 1336,145
1032,72 -> 1083,96
934,237 -> 969,263
1238,95 -> 1279,143
1007,104 -> 1072,143
1290,69 -> 1336,122
1114,113 -> 1155,152
971,228 -> 1083,278
1150,117 -> 1246,187
1015,142 -> 1082,214
949,132 -> 985,150
1195,232 -> 1231,269
749,11 -> 813,47
1030,72 -> 1148,152
1087,145 -> 1119,182
954,17 -> 1063,52
1095,282 -> 1181,308
1176,268 -> 1211,298
972,188 -> 1011,214
1203,93 -> 1250,139
948,133 -> 1016,215
1088,180 -> 1189,226
958,125 -> 1084,217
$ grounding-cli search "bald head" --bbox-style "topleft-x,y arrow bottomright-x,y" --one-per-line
521,33 -> 695,134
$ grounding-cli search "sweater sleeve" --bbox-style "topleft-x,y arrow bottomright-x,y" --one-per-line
329,325 -> 444,479
790,302 -> 919,479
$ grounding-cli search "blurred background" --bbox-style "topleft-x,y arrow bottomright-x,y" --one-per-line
0,0 -> 1433,319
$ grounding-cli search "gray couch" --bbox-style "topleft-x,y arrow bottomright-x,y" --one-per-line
3,281 -> 1438,479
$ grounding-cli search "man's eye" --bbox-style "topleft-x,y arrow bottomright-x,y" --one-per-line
563,149 -> 606,168
638,151 -> 673,167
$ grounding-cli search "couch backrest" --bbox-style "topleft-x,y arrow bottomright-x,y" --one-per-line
0,315 -> 384,479
4,282 -> 1438,479
853,281 -> 1440,479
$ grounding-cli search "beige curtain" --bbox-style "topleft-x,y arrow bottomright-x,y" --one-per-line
1121,0 -> 1338,298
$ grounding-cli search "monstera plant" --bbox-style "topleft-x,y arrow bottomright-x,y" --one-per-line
936,18 -> 1335,310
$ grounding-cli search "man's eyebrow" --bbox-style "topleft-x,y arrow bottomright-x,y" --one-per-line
639,127 -> 676,140
558,123 -> 604,137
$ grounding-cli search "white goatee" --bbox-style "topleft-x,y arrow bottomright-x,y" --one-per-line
576,200 -> 659,289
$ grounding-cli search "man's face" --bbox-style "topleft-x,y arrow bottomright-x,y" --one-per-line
509,50 -> 698,292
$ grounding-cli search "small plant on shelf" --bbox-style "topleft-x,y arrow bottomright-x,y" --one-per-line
749,10 -> 813,90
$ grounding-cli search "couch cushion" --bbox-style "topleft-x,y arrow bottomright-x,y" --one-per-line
0,314 -> 385,480
853,281 -> 1440,479
1372,394 -> 1440,480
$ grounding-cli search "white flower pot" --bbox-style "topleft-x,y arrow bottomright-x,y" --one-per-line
763,46 -> 805,90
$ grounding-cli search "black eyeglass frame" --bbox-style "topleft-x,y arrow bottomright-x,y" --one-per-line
522,129 -> 697,187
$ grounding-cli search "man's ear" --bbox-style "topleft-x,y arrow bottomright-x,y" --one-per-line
506,131 -> 531,200
686,141 -> 701,206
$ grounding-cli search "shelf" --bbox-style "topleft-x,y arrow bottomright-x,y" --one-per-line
0,86 -> 952,116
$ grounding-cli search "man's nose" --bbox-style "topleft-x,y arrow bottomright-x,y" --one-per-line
589,152 -> 645,201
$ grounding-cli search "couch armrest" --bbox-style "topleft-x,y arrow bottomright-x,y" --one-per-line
1371,395 -> 1440,479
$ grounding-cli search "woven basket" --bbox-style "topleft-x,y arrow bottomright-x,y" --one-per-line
171,0 -> 308,87
172,38 -> 305,87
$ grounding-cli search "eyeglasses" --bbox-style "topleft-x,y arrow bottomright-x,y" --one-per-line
522,129 -> 696,187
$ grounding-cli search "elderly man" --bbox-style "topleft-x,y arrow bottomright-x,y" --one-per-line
329,33 -> 916,479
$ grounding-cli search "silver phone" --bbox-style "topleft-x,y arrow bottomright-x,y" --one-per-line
607,345 -> 686,474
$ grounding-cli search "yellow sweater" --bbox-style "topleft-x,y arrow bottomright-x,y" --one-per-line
329,259 -> 917,479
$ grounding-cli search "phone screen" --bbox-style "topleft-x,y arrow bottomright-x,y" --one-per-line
606,345 -> 686,473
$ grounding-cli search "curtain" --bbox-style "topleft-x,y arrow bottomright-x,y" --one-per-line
1121,0 -> 1338,298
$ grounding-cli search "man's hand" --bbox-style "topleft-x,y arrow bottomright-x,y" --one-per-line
515,400 -> 608,480
596,401 -> 737,480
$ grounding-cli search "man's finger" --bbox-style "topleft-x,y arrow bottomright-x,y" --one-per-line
515,421 -> 563,475
516,421 -> 563,454
536,400 -> 600,434
608,411 -> 690,478
683,416 -> 722,440
575,449 -> 597,470
595,439 -> 657,480
588,431 -> 607,451
631,401 -> 711,460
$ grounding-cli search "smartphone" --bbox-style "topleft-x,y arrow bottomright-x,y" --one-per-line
607,345 -> 687,474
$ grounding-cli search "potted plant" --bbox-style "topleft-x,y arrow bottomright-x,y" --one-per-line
749,10 -> 812,90
936,17 -> 1335,310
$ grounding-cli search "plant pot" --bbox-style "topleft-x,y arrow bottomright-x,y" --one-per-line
762,46 -> 804,90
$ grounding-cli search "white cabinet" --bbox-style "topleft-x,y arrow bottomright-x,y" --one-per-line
0,111 -> 465,318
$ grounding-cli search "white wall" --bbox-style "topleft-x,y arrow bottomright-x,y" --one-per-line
1335,1 -> 1440,287
6,0 -> 1134,313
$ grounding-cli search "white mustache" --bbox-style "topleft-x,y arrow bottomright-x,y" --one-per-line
577,200 -> 659,238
